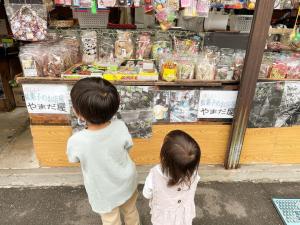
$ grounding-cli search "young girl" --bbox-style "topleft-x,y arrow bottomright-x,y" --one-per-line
143,130 -> 201,225
67,77 -> 140,225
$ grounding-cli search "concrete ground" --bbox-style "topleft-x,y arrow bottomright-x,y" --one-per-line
0,108 -> 38,169
1,183 -> 300,225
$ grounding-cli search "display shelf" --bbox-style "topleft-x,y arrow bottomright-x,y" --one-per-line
258,78 -> 300,82
17,76 -> 239,87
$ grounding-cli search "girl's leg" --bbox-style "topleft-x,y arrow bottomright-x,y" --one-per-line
120,190 -> 140,225
100,207 -> 122,225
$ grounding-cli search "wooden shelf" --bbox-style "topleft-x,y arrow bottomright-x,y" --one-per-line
16,76 -> 239,87
258,78 -> 300,82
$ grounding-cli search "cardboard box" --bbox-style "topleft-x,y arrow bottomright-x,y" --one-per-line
12,87 -> 26,107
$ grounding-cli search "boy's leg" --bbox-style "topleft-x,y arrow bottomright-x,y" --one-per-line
100,207 -> 122,225
120,190 -> 140,225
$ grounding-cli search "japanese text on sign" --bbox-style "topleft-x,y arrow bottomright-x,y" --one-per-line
198,90 -> 238,119
23,84 -> 71,114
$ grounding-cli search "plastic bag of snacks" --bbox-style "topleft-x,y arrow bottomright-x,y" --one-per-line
19,44 -> 47,77
155,8 -> 177,31
160,55 -> 177,81
173,35 -> 201,55
233,49 -> 245,80
115,31 -> 134,60
136,33 -> 152,59
196,56 -> 215,80
98,36 -> 115,61
269,62 -> 288,79
81,31 -> 98,64
9,5 -> 47,41
152,32 -> 172,60
177,57 -> 195,79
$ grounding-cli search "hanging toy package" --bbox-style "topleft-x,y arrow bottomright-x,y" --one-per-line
81,31 -> 98,64
289,7 -> 300,50
9,5 -> 47,41
196,0 -> 210,17
155,8 -> 177,31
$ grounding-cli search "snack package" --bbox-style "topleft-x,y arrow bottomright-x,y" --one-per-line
81,31 -> 97,64
196,56 -> 215,80
9,5 -> 47,41
98,36 -> 115,61
233,49 -> 245,80
173,35 -> 201,55
286,58 -> 300,79
160,55 -> 178,81
152,33 -> 172,60
177,59 -> 195,79
269,62 -> 288,79
115,31 -> 134,60
19,44 -> 44,77
136,33 -> 152,59
196,0 -> 210,17
167,0 -> 179,10
155,8 -> 177,31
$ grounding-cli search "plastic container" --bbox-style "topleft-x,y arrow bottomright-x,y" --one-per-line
74,8 -> 109,28
230,15 -> 253,33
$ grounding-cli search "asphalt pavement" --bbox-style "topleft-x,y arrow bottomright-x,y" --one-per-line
1,182 -> 300,225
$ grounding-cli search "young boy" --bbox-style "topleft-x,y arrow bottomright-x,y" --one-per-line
67,77 -> 140,225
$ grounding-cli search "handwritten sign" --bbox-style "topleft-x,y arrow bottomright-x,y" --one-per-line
198,90 -> 238,119
23,84 -> 71,114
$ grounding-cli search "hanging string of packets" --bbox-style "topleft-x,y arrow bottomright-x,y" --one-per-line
290,7 -> 300,49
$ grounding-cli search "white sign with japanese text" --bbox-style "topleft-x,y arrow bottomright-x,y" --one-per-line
198,90 -> 238,119
23,84 -> 71,114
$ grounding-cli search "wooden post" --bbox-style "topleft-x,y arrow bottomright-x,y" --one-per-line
225,0 -> 275,169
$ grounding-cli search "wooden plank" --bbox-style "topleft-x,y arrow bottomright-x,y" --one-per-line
30,114 -> 70,125
17,76 -> 239,87
30,124 -> 231,167
241,126 -> 300,164
225,0 -> 275,169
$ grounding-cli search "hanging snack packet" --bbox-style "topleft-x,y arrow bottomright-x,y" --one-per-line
81,30 -> 98,64
10,5 -> 47,41
196,0 -> 210,17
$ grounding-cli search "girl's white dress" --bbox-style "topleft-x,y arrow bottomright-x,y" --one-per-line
143,165 -> 200,225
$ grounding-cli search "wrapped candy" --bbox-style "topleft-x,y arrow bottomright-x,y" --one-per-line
177,59 -> 195,79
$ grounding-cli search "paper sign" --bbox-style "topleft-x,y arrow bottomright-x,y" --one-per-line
23,84 -> 71,114
198,90 -> 238,119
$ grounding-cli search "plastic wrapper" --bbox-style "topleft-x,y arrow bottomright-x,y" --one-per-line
177,57 -> 195,79
136,33 -> 152,59
8,5 -> 47,41
160,55 -> 177,81
269,62 -> 288,79
155,8 -> 177,31
196,56 -> 215,80
173,35 -> 201,55
233,50 -> 245,80
98,36 -> 115,61
19,44 -> 45,77
115,31 -> 134,60
81,31 -> 97,64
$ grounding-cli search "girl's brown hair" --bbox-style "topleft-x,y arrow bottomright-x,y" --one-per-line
160,130 -> 201,187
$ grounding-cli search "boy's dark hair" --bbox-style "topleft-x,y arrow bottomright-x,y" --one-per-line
160,130 -> 201,187
70,77 -> 119,125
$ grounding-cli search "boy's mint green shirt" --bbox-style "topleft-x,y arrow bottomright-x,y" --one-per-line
67,120 -> 137,213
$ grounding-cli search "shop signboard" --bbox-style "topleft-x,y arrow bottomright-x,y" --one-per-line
23,84 -> 71,114
197,90 -> 238,119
